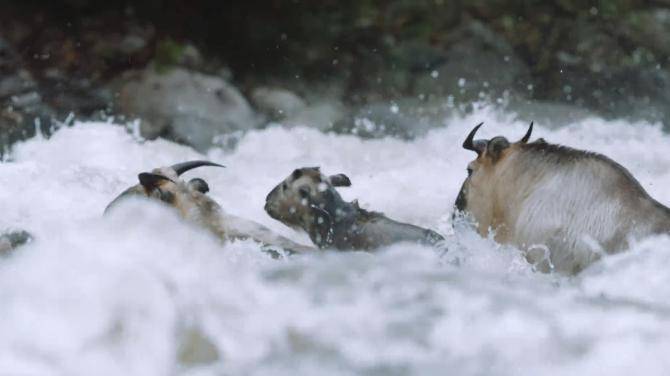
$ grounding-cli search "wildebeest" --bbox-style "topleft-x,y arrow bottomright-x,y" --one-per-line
455,122 -> 670,274
265,167 -> 445,250
105,160 -> 316,253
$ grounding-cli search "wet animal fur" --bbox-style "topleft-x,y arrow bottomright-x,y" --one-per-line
456,123 -> 670,274
265,167 -> 445,250
105,161 -> 315,253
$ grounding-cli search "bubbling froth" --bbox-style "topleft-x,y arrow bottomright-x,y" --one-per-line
1,110 -> 670,375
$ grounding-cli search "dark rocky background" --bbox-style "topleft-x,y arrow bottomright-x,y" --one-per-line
1,0 -> 669,151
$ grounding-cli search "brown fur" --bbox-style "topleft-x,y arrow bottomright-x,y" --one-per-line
455,123 -> 670,274
265,167 -> 445,250
105,162 -> 316,253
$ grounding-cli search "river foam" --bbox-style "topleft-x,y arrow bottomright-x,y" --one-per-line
1,108 -> 670,375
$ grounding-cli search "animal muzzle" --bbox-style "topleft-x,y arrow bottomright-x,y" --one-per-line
264,185 -> 281,214
264,200 -> 279,219
265,186 -> 278,203
454,180 -> 468,212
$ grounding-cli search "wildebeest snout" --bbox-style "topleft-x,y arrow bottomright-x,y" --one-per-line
264,185 -> 283,220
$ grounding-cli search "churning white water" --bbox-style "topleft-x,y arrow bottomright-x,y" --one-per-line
2,107 -> 670,375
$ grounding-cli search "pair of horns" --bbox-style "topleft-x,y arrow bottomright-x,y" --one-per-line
463,121 -> 534,153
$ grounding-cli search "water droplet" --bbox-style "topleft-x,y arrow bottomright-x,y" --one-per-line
390,103 -> 399,114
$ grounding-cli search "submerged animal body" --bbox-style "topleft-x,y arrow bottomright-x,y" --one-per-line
265,167 -> 445,250
455,122 -> 670,274
105,160 -> 315,253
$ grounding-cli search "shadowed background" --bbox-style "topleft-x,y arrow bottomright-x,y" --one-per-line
1,0 -> 668,150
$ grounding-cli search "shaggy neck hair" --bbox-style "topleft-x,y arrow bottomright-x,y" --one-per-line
305,190 -> 382,249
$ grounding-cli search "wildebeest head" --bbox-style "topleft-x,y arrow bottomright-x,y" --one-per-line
264,167 -> 352,229
454,122 -> 534,216
104,160 -> 224,215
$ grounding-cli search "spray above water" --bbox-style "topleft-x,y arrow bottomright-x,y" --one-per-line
1,110 -> 670,375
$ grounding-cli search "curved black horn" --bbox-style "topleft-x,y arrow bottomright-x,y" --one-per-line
463,122 -> 484,153
519,121 -> 533,143
170,160 -> 225,176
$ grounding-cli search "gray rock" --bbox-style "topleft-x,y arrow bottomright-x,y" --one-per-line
0,70 -> 36,99
0,230 -> 32,256
623,9 -> 670,58
0,37 -> 39,102
283,100 -> 348,132
0,37 -> 55,153
356,40 -> 443,99
10,92 -> 41,108
44,82 -> 111,116
119,34 -> 148,55
390,40 -> 447,73
562,22 -> 631,72
550,19 -> 670,125
556,66 -> 670,125
88,22 -> 155,63
250,86 -> 307,121
0,37 -> 21,72
505,99 -> 599,129
115,67 -> 258,151
344,98 -> 455,139
413,21 -> 531,102
0,103 -> 55,155
605,67 -> 670,125
177,44 -> 204,70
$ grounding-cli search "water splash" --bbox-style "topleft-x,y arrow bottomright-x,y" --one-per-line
1,109 -> 670,375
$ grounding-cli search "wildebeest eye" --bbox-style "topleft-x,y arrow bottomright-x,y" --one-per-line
299,186 -> 310,198
282,182 -> 288,190
467,167 -> 473,176
159,189 -> 175,204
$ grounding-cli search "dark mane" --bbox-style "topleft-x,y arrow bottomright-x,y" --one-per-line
350,200 -> 383,220
520,141 -> 605,163
520,140 -> 640,177
519,140 -> 670,213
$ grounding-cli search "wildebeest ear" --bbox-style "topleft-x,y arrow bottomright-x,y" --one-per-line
138,173 -> 172,191
486,137 -> 510,161
292,169 -> 303,180
188,178 -> 210,194
329,174 -> 351,187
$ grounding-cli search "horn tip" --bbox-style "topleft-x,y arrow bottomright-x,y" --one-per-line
462,122 -> 484,152
520,121 -> 534,143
